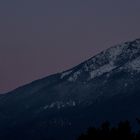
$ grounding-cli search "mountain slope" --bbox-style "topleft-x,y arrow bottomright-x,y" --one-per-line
0,38 -> 140,140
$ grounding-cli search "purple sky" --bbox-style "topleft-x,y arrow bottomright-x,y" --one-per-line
0,0 -> 140,93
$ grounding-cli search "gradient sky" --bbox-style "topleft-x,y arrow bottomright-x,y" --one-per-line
0,0 -> 140,93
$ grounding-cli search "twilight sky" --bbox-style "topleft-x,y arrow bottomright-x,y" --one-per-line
0,0 -> 140,93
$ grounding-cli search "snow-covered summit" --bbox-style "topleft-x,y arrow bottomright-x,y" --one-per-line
61,39 -> 140,81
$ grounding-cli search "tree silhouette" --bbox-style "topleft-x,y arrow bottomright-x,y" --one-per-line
77,120 -> 139,140
117,121 -> 134,140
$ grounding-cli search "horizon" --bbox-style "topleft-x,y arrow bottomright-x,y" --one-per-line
2,37 -> 140,94
0,0 -> 140,93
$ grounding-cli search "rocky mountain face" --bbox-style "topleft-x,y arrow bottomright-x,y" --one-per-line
0,39 -> 140,140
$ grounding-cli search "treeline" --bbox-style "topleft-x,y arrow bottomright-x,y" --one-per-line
78,120 -> 140,140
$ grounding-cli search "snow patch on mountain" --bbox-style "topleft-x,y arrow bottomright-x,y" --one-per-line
126,57 -> 140,72
61,70 -> 73,79
43,101 -> 76,110
68,70 -> 81,82
89,63 -> 116,79
106,44 -> 124,60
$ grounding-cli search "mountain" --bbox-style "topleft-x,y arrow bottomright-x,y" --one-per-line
0,38 -> 140,140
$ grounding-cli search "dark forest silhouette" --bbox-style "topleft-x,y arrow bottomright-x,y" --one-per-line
78,119 -> 140,140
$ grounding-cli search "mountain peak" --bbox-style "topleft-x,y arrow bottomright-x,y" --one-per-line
61,38 -> 140,82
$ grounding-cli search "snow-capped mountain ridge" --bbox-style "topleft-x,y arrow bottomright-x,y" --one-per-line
1,38 -> 140,140
61,39 -> 140,82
